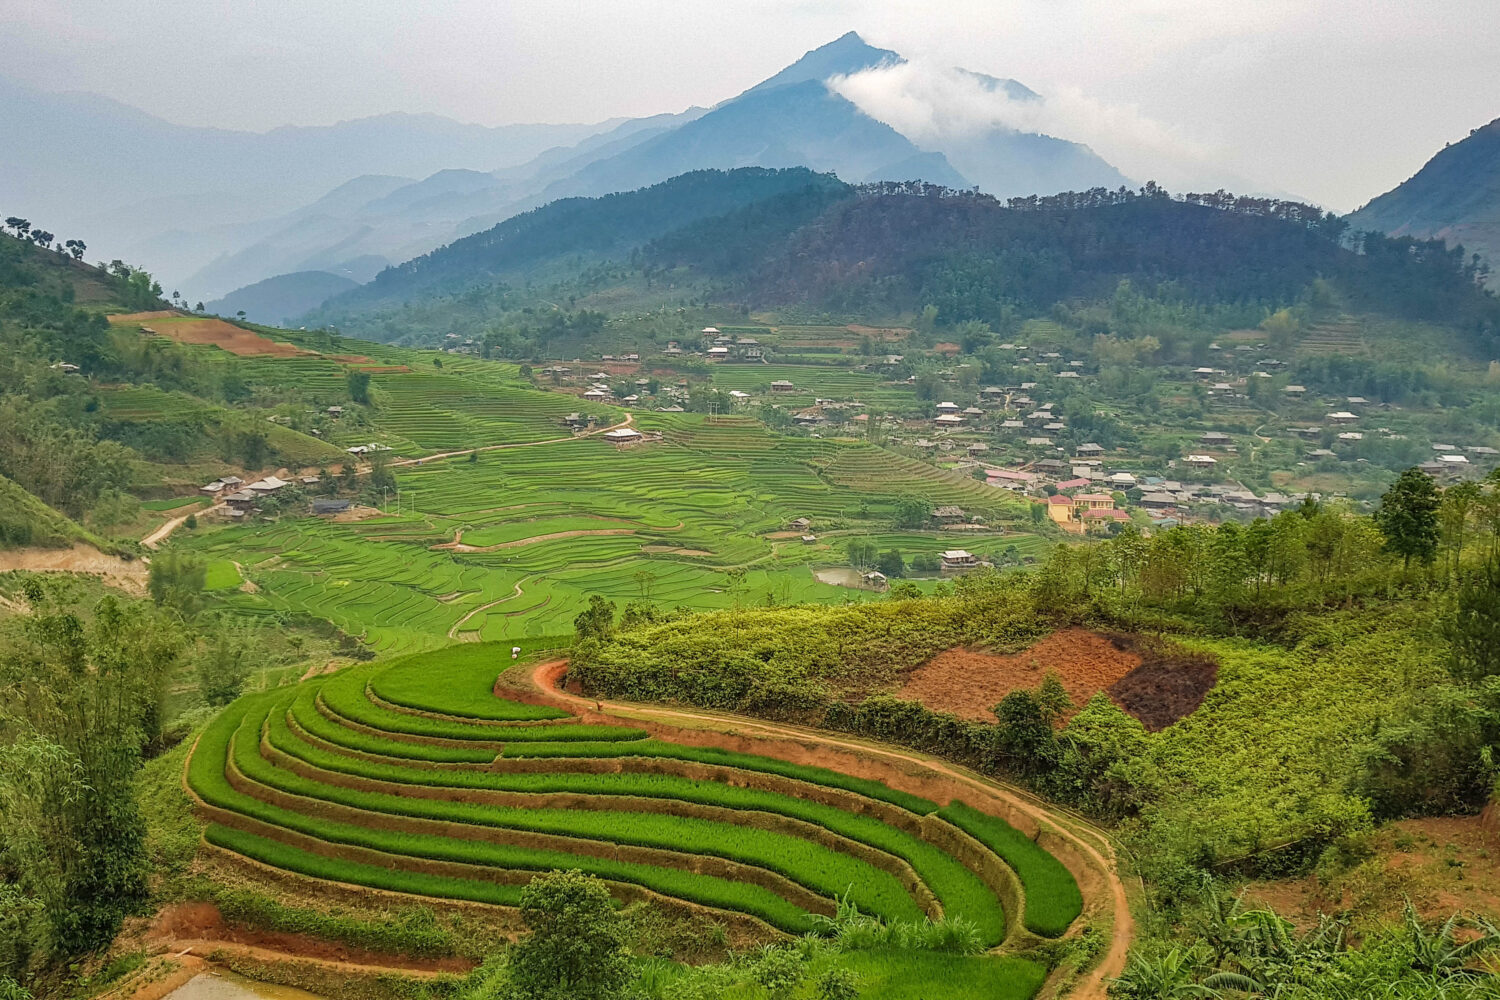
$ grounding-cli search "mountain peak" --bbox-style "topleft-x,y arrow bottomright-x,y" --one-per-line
736,32 -> 903,101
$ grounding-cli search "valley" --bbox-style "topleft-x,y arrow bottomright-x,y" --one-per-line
3,40 -> 1500,999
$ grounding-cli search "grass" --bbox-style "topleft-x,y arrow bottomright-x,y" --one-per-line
938,802 -> 1083,938
319,667 -> 644,742
288,685 -> 498,764
206,825 -> 529,907
368,645 -> 568,721
174,405 -> 1026,655
186,632 -> 1075,955
497,739 -> 940,814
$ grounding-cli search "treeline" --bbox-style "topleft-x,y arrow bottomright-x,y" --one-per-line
641,179 -> 1498,351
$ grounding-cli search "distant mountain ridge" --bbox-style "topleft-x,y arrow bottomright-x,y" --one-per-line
5,32 -> 1130,304
205,270 -> 360,326
1348,117 -> 1500,285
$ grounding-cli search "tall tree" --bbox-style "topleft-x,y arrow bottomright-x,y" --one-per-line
0,580 -> 183,967
1375,468 -> 1442,569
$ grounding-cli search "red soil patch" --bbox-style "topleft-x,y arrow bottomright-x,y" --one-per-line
898,629 -> 1218,731
353,365 -> 410,374
898,628 -> 1141,724
110,312 -> 310,357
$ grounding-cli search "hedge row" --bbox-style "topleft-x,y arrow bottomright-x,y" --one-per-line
266,704 -> 1001,938
235,698 -> 922,922
190,695 -> 815,933
939,802 -> 1083,938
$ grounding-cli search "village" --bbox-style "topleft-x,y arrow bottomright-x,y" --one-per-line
519,324 -> 1500,534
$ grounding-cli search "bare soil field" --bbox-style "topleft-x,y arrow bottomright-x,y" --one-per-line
898,629 -> 1218,731
110,313 -> 311,357
0,544 -> 148,594
898,628 -> 1141,724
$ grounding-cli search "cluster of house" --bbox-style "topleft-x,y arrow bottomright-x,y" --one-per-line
983,446 -> 1314,529
199,474 -> 328,519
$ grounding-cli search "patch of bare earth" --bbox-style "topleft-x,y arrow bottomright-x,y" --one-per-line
898,628 -> 1141,724
109,312 -> 311,357
1243,815 -> 1500,929
0,544 -> 148,595
897,629 -> 1218,731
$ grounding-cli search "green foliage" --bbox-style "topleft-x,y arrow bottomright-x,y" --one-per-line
1449,557 -> 1500,683
814,967 -> 860,1000
346,369 -> 372,404
1375,468 -> 1442,568
0,580 -> 184,968
938,803 -> 1082,938
504,871 -> 634,1000
196,623 -> 250,706
148,548 -> 207,616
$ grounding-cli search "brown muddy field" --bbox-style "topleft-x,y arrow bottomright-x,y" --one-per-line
898,628 -> 1217,730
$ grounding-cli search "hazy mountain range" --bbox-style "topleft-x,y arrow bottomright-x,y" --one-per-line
4,33 -> 1130,313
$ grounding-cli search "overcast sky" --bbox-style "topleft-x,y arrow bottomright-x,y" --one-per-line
3,0 -> 1497,212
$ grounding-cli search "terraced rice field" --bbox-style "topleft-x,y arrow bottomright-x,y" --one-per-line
188,645 -> 1079,958
186,414 -> 1034,654
707,364 -> 915,408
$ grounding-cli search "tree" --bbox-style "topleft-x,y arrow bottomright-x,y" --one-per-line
877,548 -> 905,578
1448,557 -> 1500,683
572,595 -> 616,643
147,549 -> 207,616
346,369 -> 372,405
367,447 -> 396,495
503,871 -> 632,1000
196,625 -> 250,706
1036,672 -> 1073,725
1374,468 -> 1441,569
3,218 -> 28,238
847,538 -> 878,571
0,580 -> 183,964
893,496 -> 932,529
1439,480 -> 1482,578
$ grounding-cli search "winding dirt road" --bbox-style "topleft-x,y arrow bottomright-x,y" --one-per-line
522,660 -> 1134,1000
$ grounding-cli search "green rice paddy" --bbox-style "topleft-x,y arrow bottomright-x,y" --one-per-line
188,646 -> 1078,962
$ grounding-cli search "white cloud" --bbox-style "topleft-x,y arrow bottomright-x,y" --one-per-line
828,60 -> 1227,191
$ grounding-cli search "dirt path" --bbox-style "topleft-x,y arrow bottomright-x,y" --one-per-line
524,659 -> 1134,1000
144,503 -> 223,549
447,578 -> 535,640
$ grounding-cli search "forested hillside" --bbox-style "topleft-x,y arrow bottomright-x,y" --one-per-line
1349,116 -> 1500,287
310,170 -> 1500,358
316,167 -> 853,316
